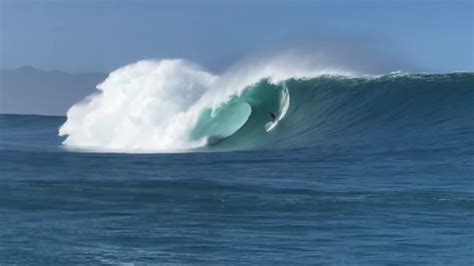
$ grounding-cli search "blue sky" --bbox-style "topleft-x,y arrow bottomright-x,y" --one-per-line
1,0 -> 472,73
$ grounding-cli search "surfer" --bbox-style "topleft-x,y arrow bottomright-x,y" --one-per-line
269,112 -> 276,122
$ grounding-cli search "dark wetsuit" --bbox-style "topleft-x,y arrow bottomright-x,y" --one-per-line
269,112 -> 276,122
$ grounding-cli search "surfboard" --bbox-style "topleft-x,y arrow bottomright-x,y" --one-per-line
265,120 -> 278,132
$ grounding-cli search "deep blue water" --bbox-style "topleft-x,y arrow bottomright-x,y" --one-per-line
1,73 -> 473,264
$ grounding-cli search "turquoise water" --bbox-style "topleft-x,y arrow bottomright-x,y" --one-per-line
1,73 -> 473,264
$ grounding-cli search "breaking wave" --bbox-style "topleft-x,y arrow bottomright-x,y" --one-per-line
58,58 -> 473,153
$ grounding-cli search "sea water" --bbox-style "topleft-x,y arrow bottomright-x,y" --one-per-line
1,71 -> 473,264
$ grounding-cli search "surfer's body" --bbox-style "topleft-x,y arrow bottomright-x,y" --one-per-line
265,112 -> 278,132
269,112 -> 276,122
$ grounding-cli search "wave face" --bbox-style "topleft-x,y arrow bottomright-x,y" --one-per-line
59,59 -> 474,153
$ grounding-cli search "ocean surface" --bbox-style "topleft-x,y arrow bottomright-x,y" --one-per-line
1,72 -> 473,264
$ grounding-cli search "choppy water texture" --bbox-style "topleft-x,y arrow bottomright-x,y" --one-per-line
1,73 -> 473,264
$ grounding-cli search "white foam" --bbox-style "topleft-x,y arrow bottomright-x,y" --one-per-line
59,56 -> 354,152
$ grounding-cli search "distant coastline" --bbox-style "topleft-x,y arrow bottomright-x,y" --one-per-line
0,66 -> 107,116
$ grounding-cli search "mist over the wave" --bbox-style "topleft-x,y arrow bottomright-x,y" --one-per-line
229,35 -> 418,75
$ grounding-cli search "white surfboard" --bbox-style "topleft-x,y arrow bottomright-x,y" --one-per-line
265,120 -> 278,132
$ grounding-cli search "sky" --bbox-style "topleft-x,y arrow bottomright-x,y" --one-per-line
0,0 -> 473,73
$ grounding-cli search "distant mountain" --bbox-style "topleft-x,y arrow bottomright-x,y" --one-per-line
0,66 -> 108,115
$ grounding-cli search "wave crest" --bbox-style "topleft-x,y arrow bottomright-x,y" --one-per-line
59,58 -> 350,152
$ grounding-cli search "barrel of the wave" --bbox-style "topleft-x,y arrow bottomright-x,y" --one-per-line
189,80 -> 290,150
189,99 -> 252,145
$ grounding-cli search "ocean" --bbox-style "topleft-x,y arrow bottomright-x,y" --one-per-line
1,71 -> 473,264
